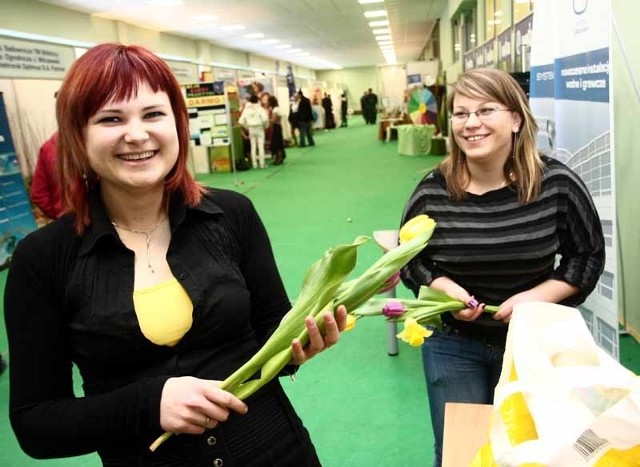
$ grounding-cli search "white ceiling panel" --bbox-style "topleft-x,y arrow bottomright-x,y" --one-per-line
37,0 -> 446,70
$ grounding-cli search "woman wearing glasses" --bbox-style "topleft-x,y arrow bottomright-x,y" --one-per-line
399,68 -> 604,466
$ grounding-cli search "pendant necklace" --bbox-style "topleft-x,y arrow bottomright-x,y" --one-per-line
112,216 -> 166,273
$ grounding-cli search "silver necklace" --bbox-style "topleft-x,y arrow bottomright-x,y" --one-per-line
111,216 -> 166,273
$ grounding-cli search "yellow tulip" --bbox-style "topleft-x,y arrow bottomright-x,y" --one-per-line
399,214 -> 436,244
343,314 -> 357,332
397,318 -> 433,346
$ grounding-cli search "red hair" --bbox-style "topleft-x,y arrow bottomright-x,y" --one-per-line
55,43 -> 204,234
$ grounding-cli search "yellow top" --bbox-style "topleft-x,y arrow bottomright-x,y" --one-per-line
133,278 -> 193,347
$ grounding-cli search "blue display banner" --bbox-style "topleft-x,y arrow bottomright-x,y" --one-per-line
530,63 -> 555,98
0,93 -> 37,268
554,47 -> 609,102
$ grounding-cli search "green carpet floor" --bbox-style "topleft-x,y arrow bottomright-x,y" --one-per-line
0,118 -> 638,466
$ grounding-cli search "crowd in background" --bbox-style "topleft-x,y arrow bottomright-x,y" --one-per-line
237,83 -> 377,169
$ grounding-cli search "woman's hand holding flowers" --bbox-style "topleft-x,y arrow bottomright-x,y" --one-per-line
430,276 -> 485,322
453,296 -> 486,321
159,377 -> 248,436
290,305 -> 348,365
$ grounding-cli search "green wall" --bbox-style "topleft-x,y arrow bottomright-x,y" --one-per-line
612,0 -> 640,339
316,67 -> 378,112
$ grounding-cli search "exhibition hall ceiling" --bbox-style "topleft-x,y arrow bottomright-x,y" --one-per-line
38,0 -> 445,70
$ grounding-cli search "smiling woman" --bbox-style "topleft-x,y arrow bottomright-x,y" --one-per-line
399,67 -> 605,466
4,43 -> 346,467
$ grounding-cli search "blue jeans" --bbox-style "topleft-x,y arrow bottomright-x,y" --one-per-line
421,327 -> 504,467
298,121 -> 314,146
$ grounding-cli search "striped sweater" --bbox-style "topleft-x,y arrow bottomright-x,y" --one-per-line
400,156 -> 605,341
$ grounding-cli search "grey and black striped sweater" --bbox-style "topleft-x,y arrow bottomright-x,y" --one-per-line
400,156 -> 605,343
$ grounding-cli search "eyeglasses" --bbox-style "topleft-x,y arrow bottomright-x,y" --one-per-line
450,107 -> 513,124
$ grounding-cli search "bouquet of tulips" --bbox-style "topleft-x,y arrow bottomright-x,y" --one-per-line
150,214 -> 436,451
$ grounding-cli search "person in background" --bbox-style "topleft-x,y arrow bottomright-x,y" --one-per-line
238,94 -> 269,169
31,130 -> 63,220
267,95 -> 286,166
296,90 -> 315,147
360,91 -> 368,124
399,68 -> 605,466
365,88 -> 378,125
340,92 -> 348,127
4,43 -> 347,467
321,93 -> 335,130
288,93 -> 300,147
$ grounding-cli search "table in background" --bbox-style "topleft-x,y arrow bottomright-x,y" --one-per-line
378,117 -> 404,141
397,124 -> 436,156
373,229 -> 400,356
442,403 -> 492,466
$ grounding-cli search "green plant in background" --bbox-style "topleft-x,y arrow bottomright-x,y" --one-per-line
150,215 -> 437,452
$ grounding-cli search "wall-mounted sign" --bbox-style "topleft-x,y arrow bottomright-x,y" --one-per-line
483,39 -> 496,68
164,59 -> 199,84
464,50 -> 475,71
0,37 -> 74,79
498,28 -> 513,72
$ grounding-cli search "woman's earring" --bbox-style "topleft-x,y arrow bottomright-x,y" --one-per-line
83,173 -> 88,190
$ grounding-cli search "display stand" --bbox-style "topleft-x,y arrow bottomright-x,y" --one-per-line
397,124 -> 436,156
183,81 -> 239,186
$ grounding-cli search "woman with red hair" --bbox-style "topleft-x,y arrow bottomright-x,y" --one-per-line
4,43 -> 346,466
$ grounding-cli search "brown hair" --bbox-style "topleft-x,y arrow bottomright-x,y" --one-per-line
55,43 -> 203,234
441,68 -> 543,203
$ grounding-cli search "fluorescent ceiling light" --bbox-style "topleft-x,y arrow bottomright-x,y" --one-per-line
380,45 -> 394,49
377,40 -> 393,46
372,28 -> 391,35
359,0 -> 384,4
288,48 -> 303,53
222,25 -> 245,31
261,39 -> 280,44
375,35 -> 392,41
147,0 -> 183,5
275,44 -> 292,49
243,33 -> 264,39
364,10 -> 387,18
193,14 -> 218,22
369,20 -> 389,27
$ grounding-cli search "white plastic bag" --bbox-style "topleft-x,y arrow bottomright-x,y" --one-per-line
488,302 -> 640,466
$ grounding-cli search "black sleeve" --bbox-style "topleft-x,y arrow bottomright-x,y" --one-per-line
553,170 -> 605,305
3,228 -> 168,459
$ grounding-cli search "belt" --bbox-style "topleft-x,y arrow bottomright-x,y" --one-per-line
442,324 -> 506,347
